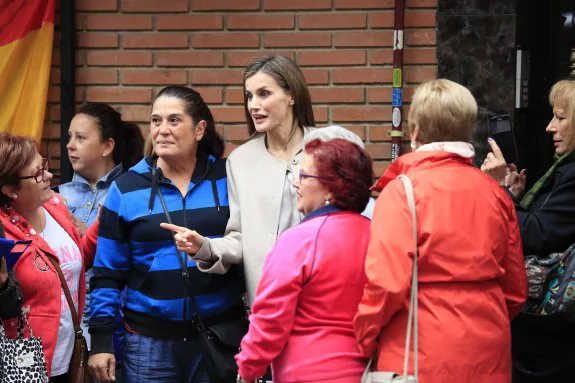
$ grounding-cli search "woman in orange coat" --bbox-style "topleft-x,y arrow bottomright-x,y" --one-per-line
354,79 -> 528,383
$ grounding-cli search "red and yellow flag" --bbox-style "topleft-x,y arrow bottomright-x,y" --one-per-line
0,0 -> 55,143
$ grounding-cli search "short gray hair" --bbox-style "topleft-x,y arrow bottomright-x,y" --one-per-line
302,125 -> 365,149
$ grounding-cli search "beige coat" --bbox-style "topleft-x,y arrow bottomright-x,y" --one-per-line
195,132 -> 308,304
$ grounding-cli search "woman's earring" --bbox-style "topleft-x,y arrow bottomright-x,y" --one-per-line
324,197 -> 330,206
410,141 -> 417,150
102,152 -> 108,157
289,100 -> 295,105
12,194 -> 17,200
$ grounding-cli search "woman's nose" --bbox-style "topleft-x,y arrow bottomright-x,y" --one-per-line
545,119 -> 555,133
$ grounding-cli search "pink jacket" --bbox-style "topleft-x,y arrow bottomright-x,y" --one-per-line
236,207 -> 370,383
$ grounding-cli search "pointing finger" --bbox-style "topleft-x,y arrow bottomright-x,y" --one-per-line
160,222 -> 185,234
487,138 -> 506,162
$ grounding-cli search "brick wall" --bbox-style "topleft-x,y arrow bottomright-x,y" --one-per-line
43,0 -> 438,183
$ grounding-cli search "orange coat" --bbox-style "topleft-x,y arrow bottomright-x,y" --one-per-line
354,151 -> 527,383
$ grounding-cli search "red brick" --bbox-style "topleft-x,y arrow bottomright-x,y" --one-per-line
407,0 -> 438,7
227,51 -> 295,67
122,0 -> 188,12
228,15 -> 294,30
406,29 -> 436,46
404,67 -> 437,83
42,123 -> 61,140
334,0 -> 394,9
225,88 -> 245,104
365,143 -> 392,159
404,48 -> 437,64
50,68 -> 60,85
334,31 -> 393,47
87,87 -> 152,103
190,70 -> 244,85
310,87 -> 364,103
333,68 -> 391,84
156,15 -> 223,31
76,69 -> 118,85
369,12 -> 394,28
192,33 -> 259,49
192,0 -> 260,11
121,106 -> 151,122
332,106 -> 391,122
368,50 -> 393,65
51,51 -> 84,67
76,0 -> 117,11
156,51 -> 224,67
299,50 -> 365,66
195,87 -> 224,104
313,106 -> 329,123
264,32 -> 331,48
121,70 -> 187,85
224,142 -> 240,157
299,13 -> 366,30
123,33 -> 188,49
77,33 -> 119,48
341,125 -> 366,139
405,10 -> 436,27
48,105 -> 61,121
264,0 -> 331,10
369,125 -> 392,141
373,161 -> 391,177
87,51 -> 153,66
211,107 -> 246,123
225,126 -> 250,141
85,15 -> 152,30
302,69 -> 329,85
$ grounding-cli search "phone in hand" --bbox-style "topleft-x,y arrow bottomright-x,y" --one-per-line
489,114 -> 519,164
0,238 -> 32,272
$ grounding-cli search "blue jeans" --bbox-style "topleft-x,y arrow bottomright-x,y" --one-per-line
123,332 -> 209,383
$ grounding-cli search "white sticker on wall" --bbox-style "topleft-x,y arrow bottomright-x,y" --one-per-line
392,107 -> 402,128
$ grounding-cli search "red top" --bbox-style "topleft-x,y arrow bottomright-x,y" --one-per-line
1,194 -> 97,377
354,151 -> 528,383
236,210 -> 370,383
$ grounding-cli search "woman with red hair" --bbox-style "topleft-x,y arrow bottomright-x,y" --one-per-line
235,139 -> 373,383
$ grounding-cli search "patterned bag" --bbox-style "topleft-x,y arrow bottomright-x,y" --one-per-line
0,307 -> 48,383
523,244 -> 575,318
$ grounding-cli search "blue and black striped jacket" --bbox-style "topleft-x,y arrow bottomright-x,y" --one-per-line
89,153 -> 244,354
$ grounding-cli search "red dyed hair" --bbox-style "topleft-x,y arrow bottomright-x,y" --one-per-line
0,133 -> 38,205
304,138 -> 373,213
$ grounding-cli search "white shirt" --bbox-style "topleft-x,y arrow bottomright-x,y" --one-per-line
40,209 -> 82,377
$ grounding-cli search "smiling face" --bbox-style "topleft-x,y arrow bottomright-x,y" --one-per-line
546,105 -> 573,156
67,113 -> 114,180
244,71 -> 295,135
150,96 -> 206,161
293,153 -> 331,216
5,153 -> 54,211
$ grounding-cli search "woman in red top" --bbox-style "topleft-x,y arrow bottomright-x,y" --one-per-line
0,133 -> 97,382
235,139 -> 373,383
354,79 -> 528,383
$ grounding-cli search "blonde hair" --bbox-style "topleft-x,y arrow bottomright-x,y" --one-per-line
549,80 -> 575,151
408,79 -> 478,144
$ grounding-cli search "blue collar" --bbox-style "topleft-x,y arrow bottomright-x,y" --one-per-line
71,163 -> 123,187
301,204 -> 344,223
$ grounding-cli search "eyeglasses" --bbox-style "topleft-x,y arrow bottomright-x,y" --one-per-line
19,158 -> 49,183
299,171 -> 325,183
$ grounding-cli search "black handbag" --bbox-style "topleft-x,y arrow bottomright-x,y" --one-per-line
156,179 -> 249,382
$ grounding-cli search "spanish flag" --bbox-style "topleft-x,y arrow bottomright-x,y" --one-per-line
0,0 -> 55,143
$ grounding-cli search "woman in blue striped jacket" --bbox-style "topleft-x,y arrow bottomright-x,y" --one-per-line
87,86 -> 244,383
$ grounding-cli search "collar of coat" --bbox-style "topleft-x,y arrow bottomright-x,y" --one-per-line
372,151 -> 474,193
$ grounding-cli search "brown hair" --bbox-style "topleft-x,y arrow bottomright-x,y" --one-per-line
243,56 -> 315,137
408,79 -> 478,144
0,133 -> 37,205
549,80 -> 575,151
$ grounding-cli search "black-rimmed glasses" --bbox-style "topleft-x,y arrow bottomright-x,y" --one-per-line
19,158 -> 49,183
299,171 -> 325,183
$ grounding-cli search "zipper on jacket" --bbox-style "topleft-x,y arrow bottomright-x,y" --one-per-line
181,196 -> 189,340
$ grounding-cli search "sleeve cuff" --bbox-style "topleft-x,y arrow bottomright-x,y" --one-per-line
192,238 -> 214,262
89,332 -> 115,355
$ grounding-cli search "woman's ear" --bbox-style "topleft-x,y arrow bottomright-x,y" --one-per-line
1,184 -> 16,201
103,138 -> 115,158
194,120 -> 207,141
411,124 -> 421,144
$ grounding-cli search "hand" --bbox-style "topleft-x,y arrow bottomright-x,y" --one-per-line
0,257 -> 8,289
88,353 -> 116,382
160,223 -> 205,254
481,138 -> 508,185
504,163 -> 527,198
71,215 -> 88,237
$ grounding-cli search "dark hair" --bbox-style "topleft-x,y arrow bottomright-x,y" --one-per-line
0,133 -> 37,205
77,103 -> 144,168
243,56 -> 315,137
153,86 -> 224,158
304,139 -> 373,213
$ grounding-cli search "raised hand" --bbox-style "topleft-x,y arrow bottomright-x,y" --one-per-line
160,223 -> 205,254
481,138 -> 508,185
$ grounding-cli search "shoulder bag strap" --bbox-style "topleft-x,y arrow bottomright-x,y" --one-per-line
46,254 -> 82,335
397,174 -> 419,380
